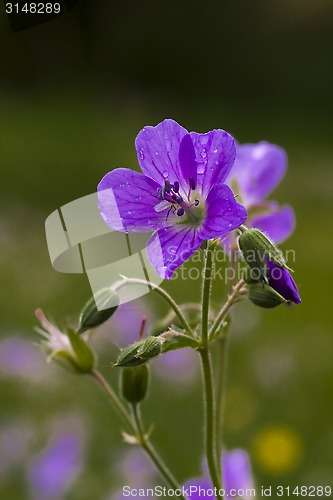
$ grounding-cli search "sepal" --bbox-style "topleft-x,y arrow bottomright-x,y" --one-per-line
248,283 -> 286,308
120,365 -> 149,404
77,288 -> 119,334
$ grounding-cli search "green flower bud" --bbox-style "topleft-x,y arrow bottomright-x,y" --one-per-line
77,288 -> 119,334
238,228 -> 290,282
121,365 -> 149,404
248,283 -> 286,308
114,336 -> 162,367
35,309 -> 96,374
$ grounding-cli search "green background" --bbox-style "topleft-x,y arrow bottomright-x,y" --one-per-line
1,0 -> 333,498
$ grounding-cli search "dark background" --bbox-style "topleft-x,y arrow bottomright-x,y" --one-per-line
1,1 -> 333,498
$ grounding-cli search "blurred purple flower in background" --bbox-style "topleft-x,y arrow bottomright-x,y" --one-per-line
28,434 -> 83,499
0,335 -> 46,381
184,449 -> 254,499
27,421 -> 85,500
98,119 -> 247,279
227,141 -> 295,244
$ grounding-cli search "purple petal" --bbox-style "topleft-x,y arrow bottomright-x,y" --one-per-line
228,142 -> 287,205
223,449 -> 254,497
267,261 -> 301,304
250,204 -> 295,244
198,185 -> 247,240
146,225 -> 202,279
98,168 -> 176,232
190,129 -> 236,198
179,133 -> 197,191
183,478 -> 212,499
135,119 -> 190,195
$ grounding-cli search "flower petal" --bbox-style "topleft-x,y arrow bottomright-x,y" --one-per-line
146,225 -> 202,279
250,204 -> 295,244
229,141 -> 287,205
190,129 -> 236,198
198,185 -> 247,240
223,449 -> 254,496
98,168 -> 176,232
179,133 -> 197,191
135,119 -> 190,195
267,261 -> 301,304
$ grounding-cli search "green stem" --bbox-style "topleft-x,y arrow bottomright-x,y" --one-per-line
114,277 -> 193,336
91,369 -> 134,431
131,405 -> 186,498
201,243 -> 215,347
215,335 -> 228,464
209,279 -> 245,340
199,349 -> 223,500
91,369 -> 185,497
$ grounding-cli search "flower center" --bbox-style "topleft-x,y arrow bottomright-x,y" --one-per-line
154,179 -> 205,228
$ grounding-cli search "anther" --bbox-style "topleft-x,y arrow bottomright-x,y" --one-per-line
164,179 -> 171,193
176,195 -> 183,204
177,208 -> 185,216
189,177 -> 196,190
173,181 -> 179,193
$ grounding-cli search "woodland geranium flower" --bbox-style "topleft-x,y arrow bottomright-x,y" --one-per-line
98,119 -> 247,279
226,141 -> 295,243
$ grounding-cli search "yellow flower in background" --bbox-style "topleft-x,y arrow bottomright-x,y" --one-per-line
252,425 -> 303,473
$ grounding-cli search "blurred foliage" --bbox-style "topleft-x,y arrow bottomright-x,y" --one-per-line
1,1 -> 333,499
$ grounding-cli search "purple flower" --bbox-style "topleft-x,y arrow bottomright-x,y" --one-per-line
28,432 -> 83,499
227,142 -> 295,244
266,260 -> 301,304
98,119 -> 247,279
184,449 -> 254,499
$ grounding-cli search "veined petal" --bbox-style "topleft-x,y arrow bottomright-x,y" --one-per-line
198,185 -> 247,240
179,133 -> 197,191
229,142 -> 287,205
98,168 -> 176,232
146,225 -> 202,279
250,204 -> 295,244
190,129 -> 236,198
223,450 -> 254,496
135,119 -> 190,195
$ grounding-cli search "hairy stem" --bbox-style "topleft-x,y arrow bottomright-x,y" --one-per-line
91,369 -> 185,496
209,279 -> 245,340
114,277 -> 194,336
199,349 -> 223,500
132,405 -> 186,498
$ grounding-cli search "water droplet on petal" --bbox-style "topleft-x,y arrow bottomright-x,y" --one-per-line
165,140 -> 172,152
139,148 -> 145,160
214,160 -> 219,165
197,164 -> 205,174
128,211 -> 132,215
134,196 -> 142,202
200,149 -> 207,159
162,170 -> 169,178
213,148 -> 218,153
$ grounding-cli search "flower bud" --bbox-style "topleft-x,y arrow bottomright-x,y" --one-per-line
248,283 -> 286,308
121,365 -> 149,404
238,228 -> 290,282
114,336 -> 162,367
77,288 -> 119,334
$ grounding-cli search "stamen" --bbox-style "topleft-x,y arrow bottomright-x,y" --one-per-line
157,187 -> 163,200
164,179 -> 171,193
177,208 -> 185,216
176,195 -> 183,204
189,177 -> 196,190
173,181 -> 179,193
